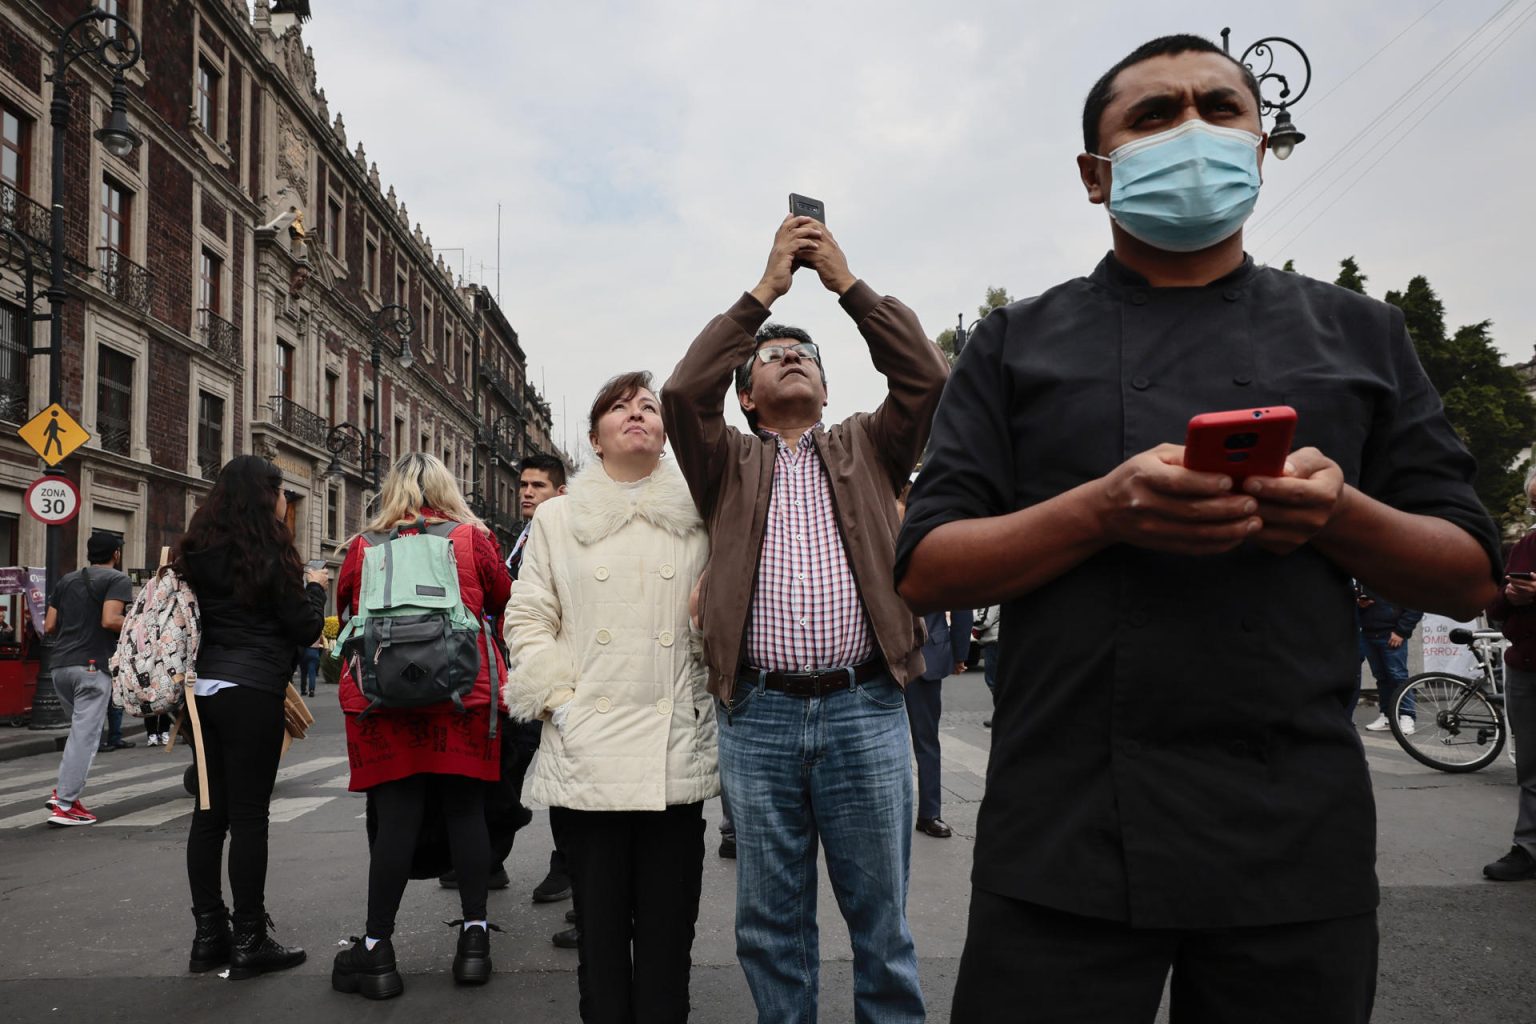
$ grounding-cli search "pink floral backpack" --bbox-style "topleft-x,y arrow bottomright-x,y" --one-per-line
109,564 -> 201,717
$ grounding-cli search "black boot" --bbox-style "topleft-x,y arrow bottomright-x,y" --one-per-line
188,906 -> 231,973
332,936 -> 404,1000
229,914 -> 306,980
449,920 -> 499,985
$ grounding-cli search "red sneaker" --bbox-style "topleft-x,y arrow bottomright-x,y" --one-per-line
45,789 -> 62,810
47,801 -> 97,826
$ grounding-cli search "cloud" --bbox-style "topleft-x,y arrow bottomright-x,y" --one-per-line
302,0 -> 1536,451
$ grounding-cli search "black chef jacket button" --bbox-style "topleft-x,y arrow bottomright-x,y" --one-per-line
1131,376 -> 1151,391
1130,291 -> 1149,305
1233,374 -> 1252,386
1223,289 -> 1241,301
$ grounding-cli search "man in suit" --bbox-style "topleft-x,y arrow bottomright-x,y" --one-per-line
908,609 -> 973,837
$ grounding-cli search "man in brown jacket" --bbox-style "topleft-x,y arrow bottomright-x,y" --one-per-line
663,214 -> 947,1024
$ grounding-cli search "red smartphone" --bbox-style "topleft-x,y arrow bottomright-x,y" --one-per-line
1183,406 -> 1297,479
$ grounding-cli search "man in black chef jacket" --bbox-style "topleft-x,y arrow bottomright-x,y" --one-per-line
896,34 -> 1501,1024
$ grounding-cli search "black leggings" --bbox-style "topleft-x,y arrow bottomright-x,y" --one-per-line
367,773 -> 489,939
185,685 -> 286,922
144,713 -> 171,737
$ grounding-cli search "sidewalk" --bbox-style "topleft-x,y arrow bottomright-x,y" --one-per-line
0,726 -> 65,762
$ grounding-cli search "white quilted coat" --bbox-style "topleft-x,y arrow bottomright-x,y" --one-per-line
502,458 -> 718,811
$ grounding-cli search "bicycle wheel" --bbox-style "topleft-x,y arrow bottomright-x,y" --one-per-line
1389,673 -> 1506,773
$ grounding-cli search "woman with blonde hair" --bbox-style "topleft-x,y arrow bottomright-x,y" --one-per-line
330,453 -> 510,1000
505,371 -> 716,1023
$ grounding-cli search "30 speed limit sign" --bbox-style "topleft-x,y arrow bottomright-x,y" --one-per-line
24,475 -> 80,526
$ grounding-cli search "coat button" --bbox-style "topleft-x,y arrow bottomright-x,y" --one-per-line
1233,374 -> 1252,386
596,628 -> 612,645
595,697 -> 611,713
659,630 -> 675,647
1223,289 -> 1241,302
1131,376 -> 1150,391
659,564 -> 675,579
656,697 -> 673,716
594,566 -> 610,581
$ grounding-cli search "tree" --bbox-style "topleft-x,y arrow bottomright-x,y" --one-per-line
1334,257 -> 1367,294
1380,273 -> 1536,523
1281,258 -> 1297,272
936,286 -> 1014,362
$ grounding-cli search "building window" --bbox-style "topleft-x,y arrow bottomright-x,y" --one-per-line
326,482 -> 340,540
362,394 -> 374,432
199,248 -> 222,314
1,105 -> 28,190
324,370 -> 338,425
276,341 -> 294,399
326,195 -> 342,258
364,236 -> 378,294
421,299 -> 434,361
394,417 -> 406,462
197,391 -> 224,480
196,60 -> 221,136
0,300 -> 27,422
97,345 -> 133,455
445,323 -> 454,377
395,271 -> 407,306
100,178 -> 130,253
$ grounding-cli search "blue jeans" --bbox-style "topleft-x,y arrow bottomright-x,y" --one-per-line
1361,633 -> 1413,718
297,648 -> 321,694
981,642 -> 999,696
718,672 -> 924,1024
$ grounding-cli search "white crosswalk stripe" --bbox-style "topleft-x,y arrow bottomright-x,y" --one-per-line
1,752 -> 353,829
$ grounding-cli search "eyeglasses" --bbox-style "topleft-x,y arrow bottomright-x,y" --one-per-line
754,341 -> 820,364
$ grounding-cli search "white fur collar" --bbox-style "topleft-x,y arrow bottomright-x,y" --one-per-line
566,458 -> 701,545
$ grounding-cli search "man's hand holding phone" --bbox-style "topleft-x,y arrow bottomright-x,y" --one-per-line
1505,571 -> 1536,606
1093,444 -> 1261,557
750,214 -> 823,309
1240,448 -> 1346,555
799,220 -> 857,296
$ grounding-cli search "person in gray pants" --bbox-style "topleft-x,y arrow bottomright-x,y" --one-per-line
44,532 -> 133,826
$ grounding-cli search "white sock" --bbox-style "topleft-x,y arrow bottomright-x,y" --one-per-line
364,936 -> 380,951
463,920 -> 487,932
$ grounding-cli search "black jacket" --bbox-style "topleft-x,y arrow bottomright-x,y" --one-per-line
183,543 -> 326,695
1356,583 -> 1423,639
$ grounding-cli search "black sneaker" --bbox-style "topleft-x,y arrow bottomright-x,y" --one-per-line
332,936 -> 404,1000
551,925 -> 579,949
1483,845 -> 1536,881
718,835 -> 737,859
532,868 -> 571,903
449,921 -> 498,985
565,909 -> 577,924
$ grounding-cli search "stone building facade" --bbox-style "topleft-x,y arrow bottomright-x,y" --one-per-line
0,0 -> 556,606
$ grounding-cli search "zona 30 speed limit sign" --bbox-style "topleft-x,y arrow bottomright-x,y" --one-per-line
25,475 -> 80,526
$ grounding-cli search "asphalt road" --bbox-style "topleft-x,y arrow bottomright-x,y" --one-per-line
0,672 -> 1532,1023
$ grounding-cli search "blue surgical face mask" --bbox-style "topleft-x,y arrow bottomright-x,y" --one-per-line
1093,119 -> 1262,253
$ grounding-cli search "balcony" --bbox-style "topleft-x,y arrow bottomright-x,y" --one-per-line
0,182 -> 48,251
97,247 -> 153,312
197,308 -> 240,366
479,361 -> 523,415
267,395 -> 329,450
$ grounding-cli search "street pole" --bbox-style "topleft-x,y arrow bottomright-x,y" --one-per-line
366,303 -> 414,494
31,10 -> 142,729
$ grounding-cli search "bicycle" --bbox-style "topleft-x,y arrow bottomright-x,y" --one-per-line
1387,627 -> 1509,773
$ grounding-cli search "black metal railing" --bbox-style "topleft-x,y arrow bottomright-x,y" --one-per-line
99,421 -> 131,456
480,361 -> 523,415
97,246 -> 153,312
197,454 -> 221,481
0,182 -> 49,250
0,375 -> 26,423
268,395 -> 329,449
197,307 -> 240,365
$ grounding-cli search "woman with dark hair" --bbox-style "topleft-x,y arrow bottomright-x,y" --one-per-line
505,371 -> 716,1023
177,455 -> 328,979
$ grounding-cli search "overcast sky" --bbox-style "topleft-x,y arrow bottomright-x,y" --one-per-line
300,0 -> 1536,456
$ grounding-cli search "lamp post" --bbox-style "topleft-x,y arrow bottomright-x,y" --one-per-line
324,421 -> 371,487
951,314 -> 984,358
32,7 -> 142,730
1222,27 -> 1312,160
366,302 -> 414,487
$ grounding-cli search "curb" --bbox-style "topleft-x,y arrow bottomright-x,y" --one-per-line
0,732 -> 67,763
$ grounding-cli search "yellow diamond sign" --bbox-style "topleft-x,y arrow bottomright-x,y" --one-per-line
19,403 -> 91,466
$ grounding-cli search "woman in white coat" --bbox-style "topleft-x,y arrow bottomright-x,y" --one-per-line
504,370 -> 716,1024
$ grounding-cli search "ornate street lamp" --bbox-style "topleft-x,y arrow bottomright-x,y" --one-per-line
32,6 -> 143,730
366,302 -> 414,485
1222,27 -> 1312,160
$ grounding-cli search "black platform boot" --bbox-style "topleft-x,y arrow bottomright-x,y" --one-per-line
449,920 -> 499,985
332,936 -> 404,1000
228,913 -> 306,980
188,906 -> 232,973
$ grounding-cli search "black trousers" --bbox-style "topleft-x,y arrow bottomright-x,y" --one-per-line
551,802 -> 705,1024
367,773 -> 489,939
952,889 -> 1377,1024
185,685 -> 286,921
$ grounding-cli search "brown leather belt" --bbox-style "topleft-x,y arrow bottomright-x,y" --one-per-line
740,658 -> 885,698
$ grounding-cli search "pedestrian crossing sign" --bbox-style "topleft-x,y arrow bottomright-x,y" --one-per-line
18,403 -> 90,466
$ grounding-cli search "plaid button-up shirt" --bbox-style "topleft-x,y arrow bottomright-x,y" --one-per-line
745,426 -> 875,673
